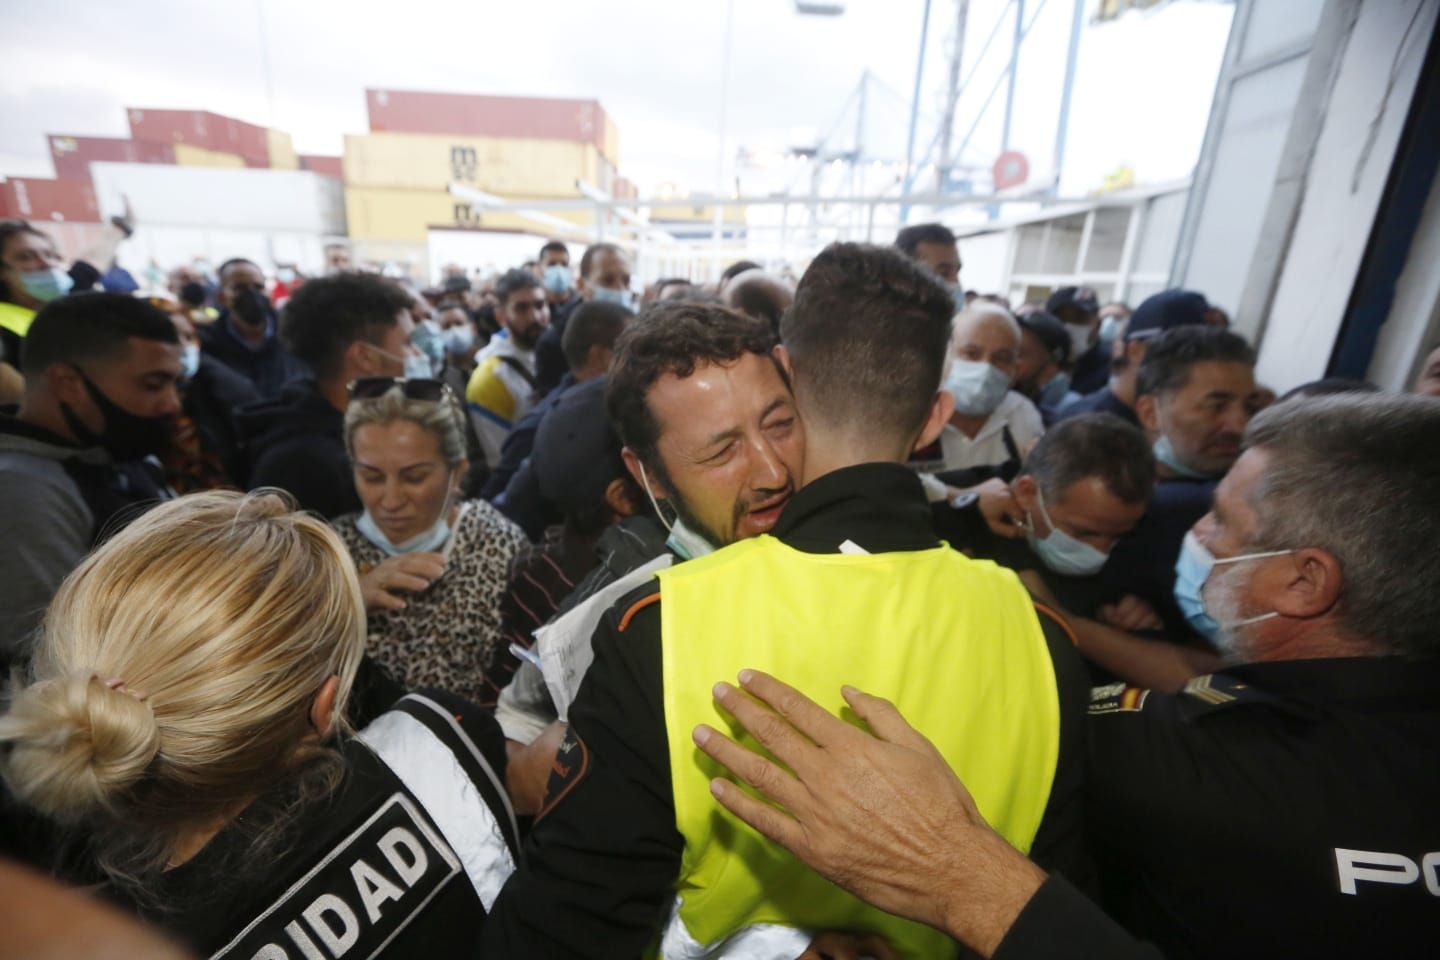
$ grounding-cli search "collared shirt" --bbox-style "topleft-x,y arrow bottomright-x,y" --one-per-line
926,391 -> 1045,474
1088,656 -> 1440,958
481,462 -> 1093,957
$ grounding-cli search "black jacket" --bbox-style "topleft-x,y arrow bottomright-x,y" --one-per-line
236,379 -> 359,519
184,355 -> 261,484
199,313 -> 309,401
1088,657 -> 1440,959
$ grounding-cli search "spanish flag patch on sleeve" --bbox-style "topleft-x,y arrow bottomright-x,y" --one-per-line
1088,681 -> 1151,715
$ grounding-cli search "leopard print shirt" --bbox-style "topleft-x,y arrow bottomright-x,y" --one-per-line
332,500 -> 530,705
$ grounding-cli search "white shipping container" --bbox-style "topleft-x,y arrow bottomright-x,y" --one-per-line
89,162 -> 346,235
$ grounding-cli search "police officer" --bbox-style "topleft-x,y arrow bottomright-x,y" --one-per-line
0,491 -> 518,958
482,244 -> 1092,957
1087,393 -> 1440,958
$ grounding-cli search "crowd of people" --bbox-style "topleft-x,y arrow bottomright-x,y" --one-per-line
0,211 -> 1437,960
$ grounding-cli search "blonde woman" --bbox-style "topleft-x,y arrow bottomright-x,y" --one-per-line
336,377 -> 529,706
0,491 -> 518,956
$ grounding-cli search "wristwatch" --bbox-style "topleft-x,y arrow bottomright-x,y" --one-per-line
948,491 -> 979,511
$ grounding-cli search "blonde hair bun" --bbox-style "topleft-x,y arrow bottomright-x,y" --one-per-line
1,671 -> 160,822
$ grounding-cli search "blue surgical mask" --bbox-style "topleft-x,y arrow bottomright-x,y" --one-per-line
22,267 -> 73,303
1039,372 -> 1071,409
543,264 -> 573,295
951,286 -> 966,312
411,320 -> 445,374
591,285 -> 634,310
1153,434 -> 1215,480
404,351 -> 436,380
180,344 -> 201,380
1026,485 -> 1110,577
1173,530 -> 1292,645
945,359 -> 1011,416
1098,314 -> 1124,349
442,324 -> 474,356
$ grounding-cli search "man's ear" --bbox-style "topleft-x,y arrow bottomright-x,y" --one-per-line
344,339 -> 378,379
46,363 -> 86,407
310,675 -> 341,739
773,344 -> 794,382
1011,474 -> 1038,510
1136,393 -> 1160,435
915,389 -> 956,452
622,447 -> 666,500
1126,340 -> 1147,369
1267,548 -> 1344,621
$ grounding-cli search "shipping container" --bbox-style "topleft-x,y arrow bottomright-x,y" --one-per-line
126,108 -> 270,164
343,132 -> 600,196
88,162 -> 347,235
299,154 -> 344,178
266,129 -> 299,170
344,185 -> 590,243
173,144 -> 247,169
0,177 -> 101,223
365,89 -> 617,162
48,135 -> 175,181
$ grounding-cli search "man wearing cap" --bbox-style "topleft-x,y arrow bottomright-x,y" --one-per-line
1013,310 -> 1073,424
1058,289 -> 1213,428
1047,286 -> 1107,395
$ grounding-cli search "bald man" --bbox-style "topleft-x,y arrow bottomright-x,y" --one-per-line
722,269 -> 794,336
916,305 -> 1043,484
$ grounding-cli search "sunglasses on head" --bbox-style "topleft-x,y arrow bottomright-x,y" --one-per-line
347,376 -> 452,402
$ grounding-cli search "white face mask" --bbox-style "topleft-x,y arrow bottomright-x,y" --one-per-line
1065,322 -> 1093,360
944,359 -> 1011,416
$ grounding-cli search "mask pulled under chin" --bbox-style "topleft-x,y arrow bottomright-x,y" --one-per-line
61,372 -> 174,461
356,509 -> 452,557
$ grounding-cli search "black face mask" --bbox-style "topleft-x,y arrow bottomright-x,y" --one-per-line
179,281 -> 208,308
60,370 -> 175,462
232,287 -> 273,329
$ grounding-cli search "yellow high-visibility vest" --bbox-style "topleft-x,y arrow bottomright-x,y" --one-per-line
0,301 -> 36,340
655,535 -> 1061,959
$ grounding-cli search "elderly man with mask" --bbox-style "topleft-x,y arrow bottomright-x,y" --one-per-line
913,305 -> 1043,497
695,392 -> 1440,960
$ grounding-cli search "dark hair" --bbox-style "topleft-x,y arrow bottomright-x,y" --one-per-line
1244,394 -> 1440,657
653,278 -> 693,298
894,223 -> 956,258
728,273 -> 789,336
605,302 -> 777,470
1017,310 -> 1071,366
217,258 -> 261,283
1021,414 -> 1154,505
782,242 -> 952,443
495,268 -> 541,307
719,260 -> 762,287
562,300 -> 633,373
22,293 -> 179,377
0,221 -> 55,303
279,273 -> 411,381
1276,377 -> 1380,404
538,240 -> 569,262
579,243 -> 624,281
1136,326 -> 1255,399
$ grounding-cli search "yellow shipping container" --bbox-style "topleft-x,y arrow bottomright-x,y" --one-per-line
266,129 -> 299,170
173,144 -> 245,168
345,185 -> 593,243
603,116 -> 619,167
344,132 -> 601,196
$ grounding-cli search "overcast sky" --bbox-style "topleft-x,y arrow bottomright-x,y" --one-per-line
1,0 -> 1232,198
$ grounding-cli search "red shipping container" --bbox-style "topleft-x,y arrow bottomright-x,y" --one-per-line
366,89 -> 610,158
126,108 -> 271,165
299,154 -> 344,178
48,135 -> 176,181
0,178 -> 101,223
